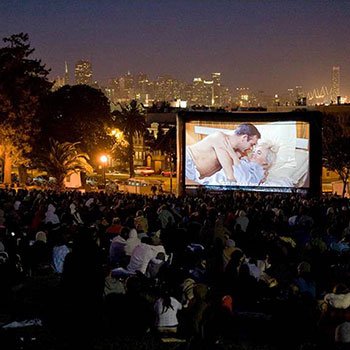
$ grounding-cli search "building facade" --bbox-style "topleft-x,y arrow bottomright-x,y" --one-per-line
75,60 -> 93,85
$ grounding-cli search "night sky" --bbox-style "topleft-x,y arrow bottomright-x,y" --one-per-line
1,0 -> 350,95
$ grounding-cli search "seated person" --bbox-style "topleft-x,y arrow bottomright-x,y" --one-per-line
109,227 -> 129,268
154,287 -> 182,333
106,217 -> 122,237
319,284 -> 350,343
127,236 -> 167,275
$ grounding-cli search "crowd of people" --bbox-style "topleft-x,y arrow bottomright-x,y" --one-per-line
0,187 -> 350,349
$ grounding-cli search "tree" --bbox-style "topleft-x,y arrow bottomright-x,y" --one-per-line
322,113 -> 350,197
38,84 -> 114,166
154,125 -> 177,193
41,139 -> 93,191
153,125 -> 177,170
0,33 -> 52,184
154,125 -> 176,156
110,129 -> 129,167
112,100 -> 147,177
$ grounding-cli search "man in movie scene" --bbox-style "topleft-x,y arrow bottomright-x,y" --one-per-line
185,123 -> 261,183
203,141 -> 279,186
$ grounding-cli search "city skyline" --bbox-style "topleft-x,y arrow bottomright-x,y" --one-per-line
48,51 -> 350,102
53,60 -> 340,107
1,1 -> 350,96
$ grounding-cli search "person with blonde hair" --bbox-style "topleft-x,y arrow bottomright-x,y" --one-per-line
203,141 -> 279,186
242,141 -> 279,184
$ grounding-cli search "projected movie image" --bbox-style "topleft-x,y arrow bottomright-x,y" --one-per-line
185,120 -> 310,189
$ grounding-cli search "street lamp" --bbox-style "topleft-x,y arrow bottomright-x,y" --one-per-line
100,155 -> 108,188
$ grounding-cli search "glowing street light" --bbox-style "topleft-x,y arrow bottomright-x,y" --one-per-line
100,155 -> 108,164
100,155 -> 108,188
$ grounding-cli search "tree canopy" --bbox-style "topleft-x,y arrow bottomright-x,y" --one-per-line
38,84 -> 114,166
322,113 -> 350,197
112,100 -> 147,176
41,139 -> 93,191
110,129 -> 129,166
0,33 -> 52,183
154,125 -> 176,155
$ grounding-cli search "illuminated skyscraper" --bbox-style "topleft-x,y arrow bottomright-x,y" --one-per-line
221,87 -> 233,107
105,78 -> 121,104
191,77 -> 213,106
104,86 -> 116,104
52,62 -> 70,91
212,72 -> 221,106
136,73 -> 149,94
236,87 -> 251,107
75,60 -> 93,85
64,61 -> 69,85
331,66 -> 340,103
119,71 -> 134,100
154,75 -> 180,102
191,77 -> 204,105
182,83 -> 193,103
135,73 -> 149,104
204,80 -> 214,106
52,76 -> 65,91
294,85 -> 306,105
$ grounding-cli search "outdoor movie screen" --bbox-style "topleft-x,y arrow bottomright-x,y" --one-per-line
185,120 -> 310,191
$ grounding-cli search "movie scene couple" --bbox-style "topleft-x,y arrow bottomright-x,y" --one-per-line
185,120 -> 310,188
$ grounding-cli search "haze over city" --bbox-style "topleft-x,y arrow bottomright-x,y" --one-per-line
1,0 -> 350,97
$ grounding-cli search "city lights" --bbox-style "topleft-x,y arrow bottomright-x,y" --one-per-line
100,155 -> 108,164
110,129 -> 124,140
100,155 -> 108,188
51,59 -> 349,108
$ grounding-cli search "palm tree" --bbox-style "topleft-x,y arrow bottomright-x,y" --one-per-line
154,126 -> 176,193
112,100 -> 147,177
42,138 -> 93,191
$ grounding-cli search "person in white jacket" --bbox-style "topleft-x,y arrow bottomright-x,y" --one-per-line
125,228 -> 141,256
126,237 -> 167,275
154,288 -> 182,333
